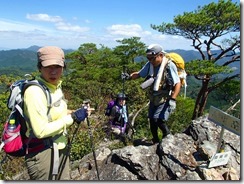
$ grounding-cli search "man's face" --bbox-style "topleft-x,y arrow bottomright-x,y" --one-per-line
147,52 -> 163,67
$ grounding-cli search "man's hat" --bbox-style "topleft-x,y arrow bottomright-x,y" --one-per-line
146,44 -> 166,55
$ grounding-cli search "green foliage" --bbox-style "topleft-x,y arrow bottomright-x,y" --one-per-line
69,126 -> 91,161
0,93 -> 9,126
114,37 -> 147,64
70,119 -> 107,161
132,105 -> 151,140
152,0 -> 240,38
186,60 -> 231,76
108,141 -> 128,150
210,79 -> 240,118
0,156 -> 25,180
167,96 -> 195,134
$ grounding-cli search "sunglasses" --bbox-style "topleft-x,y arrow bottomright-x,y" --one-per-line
147,53 -> 160,61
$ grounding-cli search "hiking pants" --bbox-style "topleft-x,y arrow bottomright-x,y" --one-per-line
149,119 -> 170,143
25,146 -> 70,180
148,101 -> 171,143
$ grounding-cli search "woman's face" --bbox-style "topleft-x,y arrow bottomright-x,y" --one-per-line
118,98 -> 126,106
40,65 -> 63,85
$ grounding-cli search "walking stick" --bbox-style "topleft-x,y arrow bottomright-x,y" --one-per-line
120,66 -> 135,141
57,99 -> 96,180
87,116 -> 100,180
82,99 -> 100,180
56,122 -> 80,180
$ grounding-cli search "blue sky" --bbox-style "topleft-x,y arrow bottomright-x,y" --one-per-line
0,0 -> 240,50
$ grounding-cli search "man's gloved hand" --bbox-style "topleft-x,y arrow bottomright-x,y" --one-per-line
71,107 -> 88,124
169,98 -> 176,112
121,72 -> 130,80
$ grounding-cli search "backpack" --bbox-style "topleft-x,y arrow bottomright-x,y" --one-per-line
0,76 -> 51,157
165,52 -> 186,86
105,100 -> 115,116
165,52 -> 187,98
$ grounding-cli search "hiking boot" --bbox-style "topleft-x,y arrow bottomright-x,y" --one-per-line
151,138 -> 160,144
158,121 -> 170,139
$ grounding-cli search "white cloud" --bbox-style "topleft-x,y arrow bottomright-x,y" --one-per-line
104,24 -> 193,50
26,14 -> 90,33
106,24 -> 150,37
26,13 -> 63,23
55,22 -> 90,32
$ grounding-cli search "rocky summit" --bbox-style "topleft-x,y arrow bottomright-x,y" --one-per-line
16,115 -> 240,180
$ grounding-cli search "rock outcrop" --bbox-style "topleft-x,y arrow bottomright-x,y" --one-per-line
15,115 -> 240,180
69,115 -> 240,180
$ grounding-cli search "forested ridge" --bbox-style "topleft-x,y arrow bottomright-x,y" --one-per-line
0,42 -> 240,111
0,46 -> 240,76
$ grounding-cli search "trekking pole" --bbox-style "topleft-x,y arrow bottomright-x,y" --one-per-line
122,65 -> 126,95
87,116 -> 100,180
82,99 -> 100,180
122,65 -> 135,138
56,122 -> 81,180
122,65 -> 135,139
126,121 -> 135,138
121,65 -> 126,131
57,99 -> 92,180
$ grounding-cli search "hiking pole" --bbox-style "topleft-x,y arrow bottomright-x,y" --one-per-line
120,65 -> 132,144
56,122 -> 81,180
122,65 -> 126,95
121,66 -> 126,133
86,116 -> 100,180
83,99 -> 100,180
126,121 -> 135,139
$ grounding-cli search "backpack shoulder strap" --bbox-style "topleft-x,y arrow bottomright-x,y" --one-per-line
22,80 -> 52,114
148,63 -> 154,77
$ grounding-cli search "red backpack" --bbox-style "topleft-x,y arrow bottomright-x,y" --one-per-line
0,77 -> 51,157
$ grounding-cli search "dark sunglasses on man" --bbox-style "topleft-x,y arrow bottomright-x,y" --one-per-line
147,52 -> 161,61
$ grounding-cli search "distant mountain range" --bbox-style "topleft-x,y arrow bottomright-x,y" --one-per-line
0,46 -> 74,75
0,46 -> 240,75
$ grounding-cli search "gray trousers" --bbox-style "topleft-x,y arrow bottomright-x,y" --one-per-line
148,101 -> 172,143
25,146 -> 70,180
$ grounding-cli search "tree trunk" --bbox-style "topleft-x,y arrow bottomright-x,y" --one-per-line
192,80 -> 210,120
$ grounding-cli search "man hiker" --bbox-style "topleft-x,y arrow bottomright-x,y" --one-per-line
123,44 -> 181,144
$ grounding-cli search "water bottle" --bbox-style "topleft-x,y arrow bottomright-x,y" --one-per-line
8,119 -> 16,132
